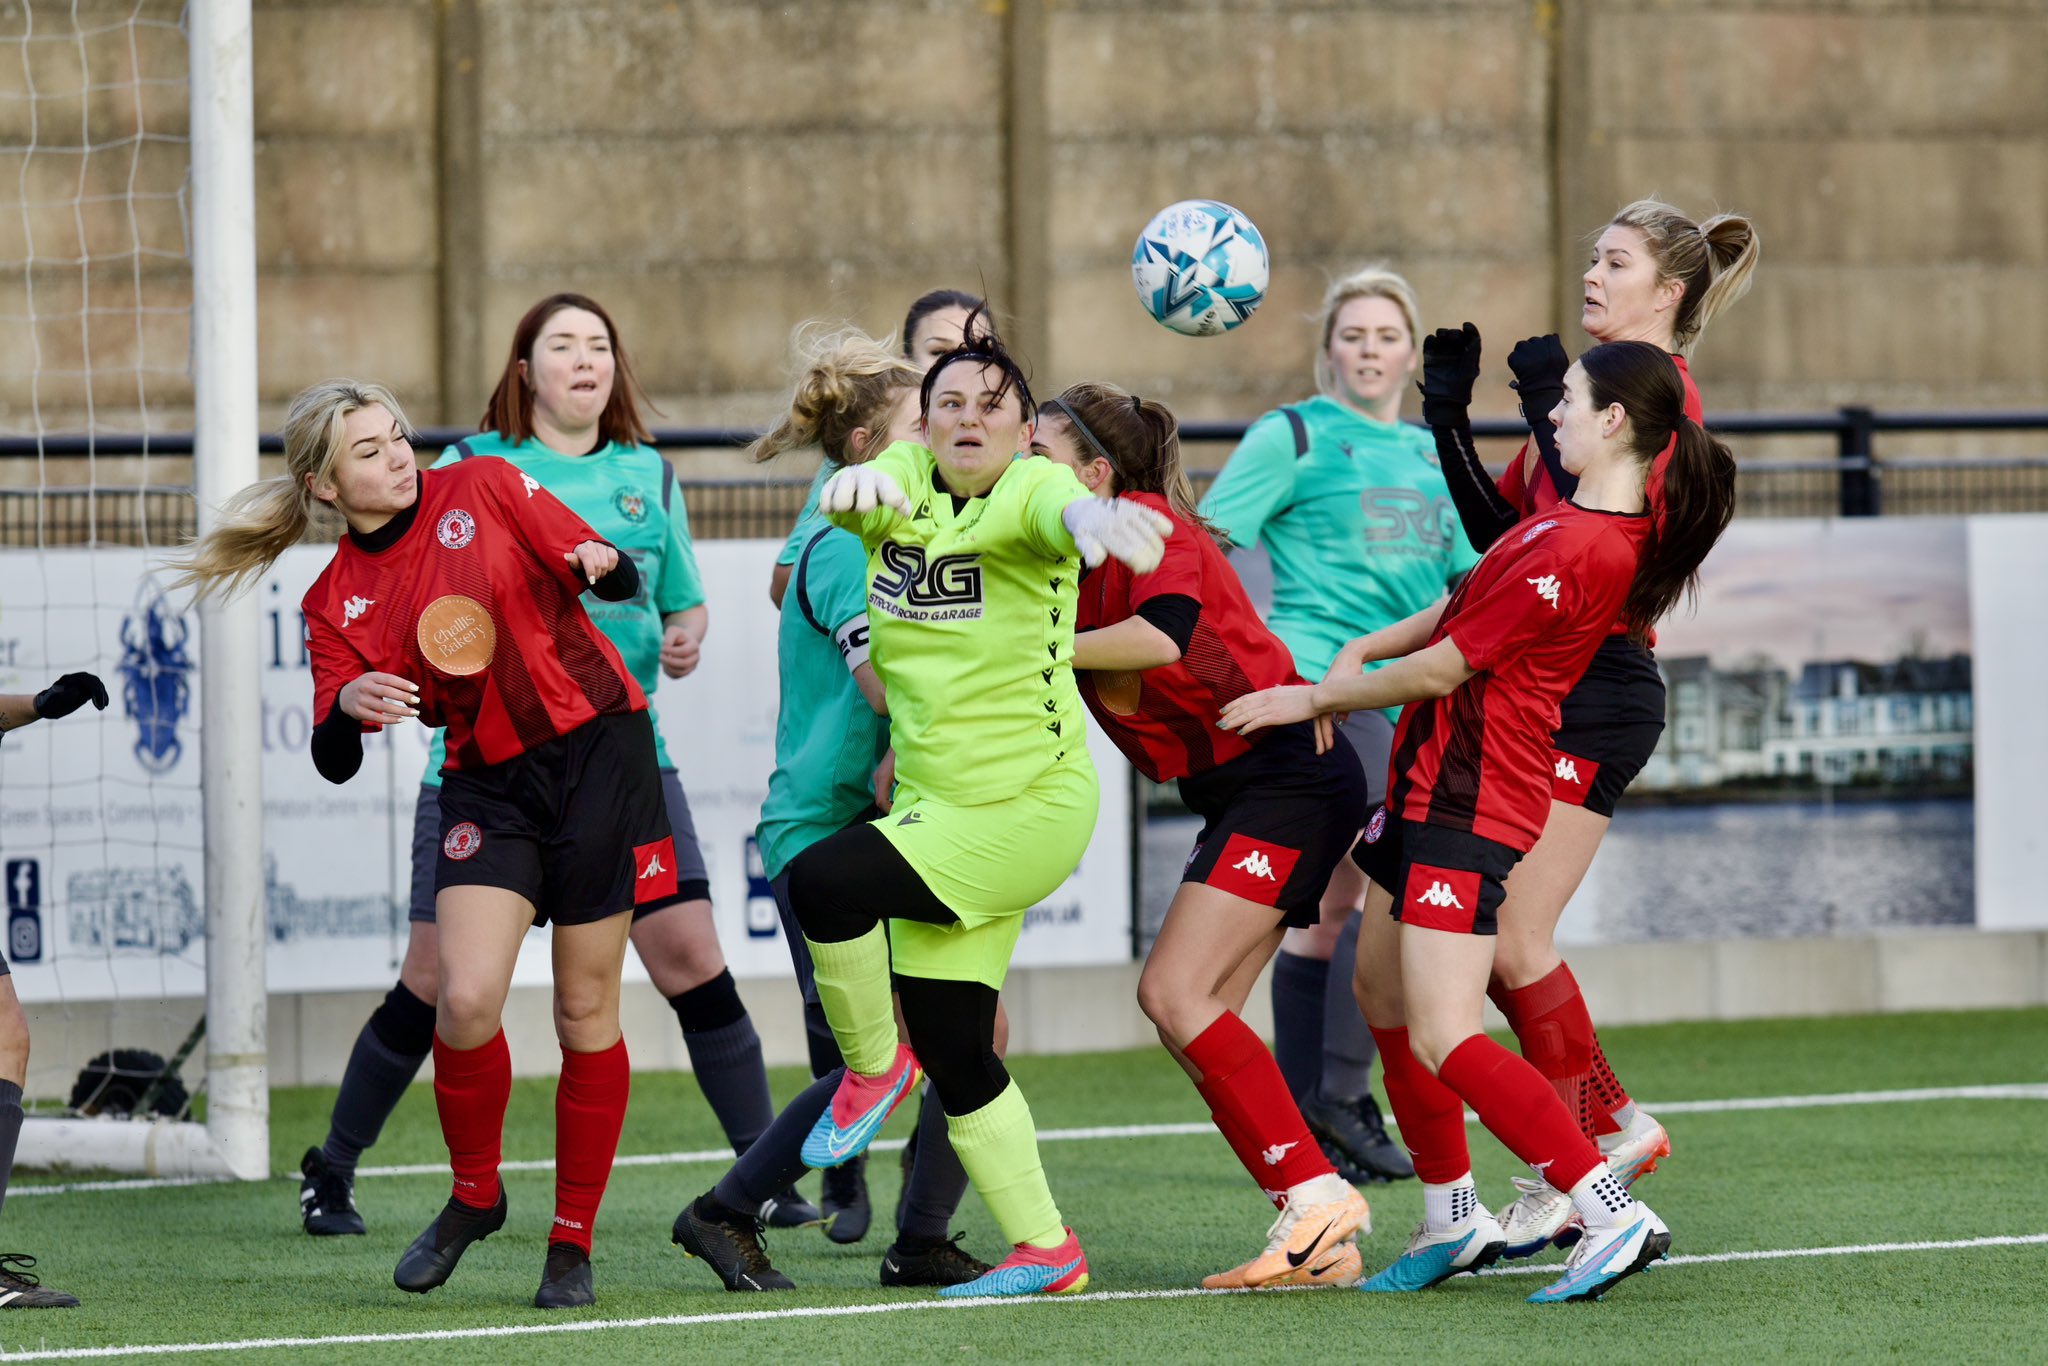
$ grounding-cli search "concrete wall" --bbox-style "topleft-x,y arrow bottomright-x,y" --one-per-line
6,1 -> 2048,467
21,928 -> 2047,1097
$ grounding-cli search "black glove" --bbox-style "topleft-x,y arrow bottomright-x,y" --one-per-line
34,671 -> 109,720
1418,322 -> 1483,428
1507,334 -> 1570,418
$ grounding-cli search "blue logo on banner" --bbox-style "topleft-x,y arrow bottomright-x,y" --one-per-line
118,590 -> 193,773
6,859 -> 41,964
743,837 -> 779,939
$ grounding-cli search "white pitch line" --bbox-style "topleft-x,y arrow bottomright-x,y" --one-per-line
7,1233 -> 2045,1362
13,1081 -> 2046,1197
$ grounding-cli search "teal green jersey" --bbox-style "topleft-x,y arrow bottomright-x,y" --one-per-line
775,461 -> 834,567
1198,396 -> 1479,697
756,515 -> 892,880
420,431 -> 703,782
827,442 -> 1094,807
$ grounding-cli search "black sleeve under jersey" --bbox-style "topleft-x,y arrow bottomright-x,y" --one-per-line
1432,414 -> 1521,554
1133,593 -> 1199,657
1519,387 -> 1579,503
311,701 -> 365,784
587,550 -> 640,603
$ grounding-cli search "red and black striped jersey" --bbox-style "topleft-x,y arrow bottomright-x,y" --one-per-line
303,457 -> 645,772
1075,491 -> 1305,783
1387,502 -> 1650,849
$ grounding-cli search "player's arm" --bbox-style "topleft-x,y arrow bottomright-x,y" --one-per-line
661,607 -> 708,679
1326,597 -> 1449,681
1074,612 -> 1182,671
1419,323 -> 1520,553
1197,412 -> 1297,553
1507,334 -> 1577,502
768,564 -> 793,609
655,494 -> 709,677
306,609 -> 414,783
809,528 -> 887,716
820,443 -> 918,544
0,673 -> 110,733
1219,637 -> 1475,737
480,456 -> 640,599
1073,522 -> 1199,670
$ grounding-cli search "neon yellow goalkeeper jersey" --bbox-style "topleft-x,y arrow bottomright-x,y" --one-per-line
826,441 -> 1094,806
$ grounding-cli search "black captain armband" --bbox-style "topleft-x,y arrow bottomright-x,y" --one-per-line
1134,594 -> 1199,656
588,550 -> 640,603
310,700 -> 365,784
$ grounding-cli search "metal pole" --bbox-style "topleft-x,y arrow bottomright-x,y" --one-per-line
189,0 -> 268,1180
1839,405 -> 1879,517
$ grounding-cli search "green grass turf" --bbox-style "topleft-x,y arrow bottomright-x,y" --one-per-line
4,1008 -> 2045,1362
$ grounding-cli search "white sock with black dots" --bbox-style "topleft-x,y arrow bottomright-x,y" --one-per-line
1567,1165 -> 1637,1230
1421,1171 -> 1478,1234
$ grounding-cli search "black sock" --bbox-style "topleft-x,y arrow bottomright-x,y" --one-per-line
1270,949 -> 1327,1105
322,982 -> 434,1181
672,971 -> 774,1154
0,1078 -> 21,1218
896,1080 -> 969,1242
804,1000 -> 843,1079
712,1070 -> 838,1214
1318,912 -> 1378,1102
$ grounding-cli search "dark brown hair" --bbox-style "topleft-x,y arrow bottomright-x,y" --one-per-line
919,307 -> 1034,421
1579,340 -> 1737,640
482,293 -> 654,447
900,289 -> 989,359
1041,381 -> 1217,538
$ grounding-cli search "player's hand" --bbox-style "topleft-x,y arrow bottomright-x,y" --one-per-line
338,672 -> 420,726
1311,711 -> 1336,755
1217,684 -> 1321,738
1507,334 -> 1570,396
821,463 -> 912,518
1418,322 -> 1483,427
660,623 -> 701,679
1062,498 -> 1174,573
872,748 -> 897,815
33,671 -> 109,719
565,540 -> 618,585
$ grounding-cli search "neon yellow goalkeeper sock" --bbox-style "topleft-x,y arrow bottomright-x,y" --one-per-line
803,927 -> 897,1075
945,1081 -> 1065,1249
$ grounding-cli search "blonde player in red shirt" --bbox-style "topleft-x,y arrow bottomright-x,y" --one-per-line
172,380 -> 661,1311
1222,340 -> 1737,1304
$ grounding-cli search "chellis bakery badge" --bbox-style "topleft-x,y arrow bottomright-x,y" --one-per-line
416,594 -> 497,676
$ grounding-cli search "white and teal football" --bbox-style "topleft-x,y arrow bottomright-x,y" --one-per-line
1130,199 -> 1270,337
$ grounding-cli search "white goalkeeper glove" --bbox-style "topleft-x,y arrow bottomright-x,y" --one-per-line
1061,497 -> 1174,573
820,463 -> 912,518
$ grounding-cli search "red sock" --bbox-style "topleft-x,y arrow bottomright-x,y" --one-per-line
1185,1011 -> 1334,1195
1369,1026 -> 1470,1184
433,1029 -> 511,1209
1206,1105 -> 1285,1209
1491,964 -> 1623,1137
1587,1041 -> 1631,1132
553,1037 -> 631,1253
1436,1034 -> 1602,1192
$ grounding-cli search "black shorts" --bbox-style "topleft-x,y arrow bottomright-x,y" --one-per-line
1176,720 -> 1370,929
434,710 -> 671,927
1350,808 -> 1524,936
412,762 -> 711,923
1551,634 -> 1666,817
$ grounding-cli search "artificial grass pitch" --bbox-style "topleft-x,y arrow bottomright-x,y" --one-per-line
5,1009 -> 2045,1363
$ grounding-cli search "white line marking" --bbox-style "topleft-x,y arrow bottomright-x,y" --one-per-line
8,1233 -> 2045,1361
13,1081 -> 2046,1197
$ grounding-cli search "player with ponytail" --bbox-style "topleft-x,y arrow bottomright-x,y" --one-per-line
1417,201 -> 1758,1255
1221,339 -> 1737,1305
1036,381 -> 1373,1290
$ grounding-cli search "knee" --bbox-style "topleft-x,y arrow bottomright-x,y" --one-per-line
1404,1027 -> 1460,1077
436,977 -> 503,1043
552,981 -> 615,1039
1488,933 -> 1557,993
786,844 -> 871,944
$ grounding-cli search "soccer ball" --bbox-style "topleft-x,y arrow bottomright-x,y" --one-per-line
1130,200 -> 1270,337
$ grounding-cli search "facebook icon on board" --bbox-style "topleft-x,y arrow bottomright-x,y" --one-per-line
6,859 -> 41,964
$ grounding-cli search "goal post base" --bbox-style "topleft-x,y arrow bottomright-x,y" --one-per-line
14,1115 -> 263,1181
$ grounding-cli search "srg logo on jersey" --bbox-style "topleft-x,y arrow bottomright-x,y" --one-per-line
437,508 -> 477,549
341,595 -> 375,626
1528,574 -> 1561,608
869,543 -> 984,622
612,486 -> 648,523
1520,519 -> 1559,545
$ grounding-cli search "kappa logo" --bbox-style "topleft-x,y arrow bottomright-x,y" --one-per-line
443,822 -> 482,861
341,595 -> 375,626
437,508 -> 477,549
1527,573 -> 1561,608
637,849 -> 667,880
1520,518 -> 1559,545
1261,1140 -> 1299,1166
519,473 -> 541,499
1554,755 -> 1582,785
1231,848 -> 1279,881
1415,880 -> 1467,910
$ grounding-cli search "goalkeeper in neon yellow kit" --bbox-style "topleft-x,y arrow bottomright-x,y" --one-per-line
785,323 -> 1170,1297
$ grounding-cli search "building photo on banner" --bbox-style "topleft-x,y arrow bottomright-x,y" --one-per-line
0,539 -> 1131,1005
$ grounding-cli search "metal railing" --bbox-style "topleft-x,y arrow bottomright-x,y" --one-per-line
4,407 -> 2048,546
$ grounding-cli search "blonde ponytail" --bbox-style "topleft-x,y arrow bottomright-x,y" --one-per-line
164,379 -> 415,601
749,324 -> 922,467
1605,199 -> 1761,355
